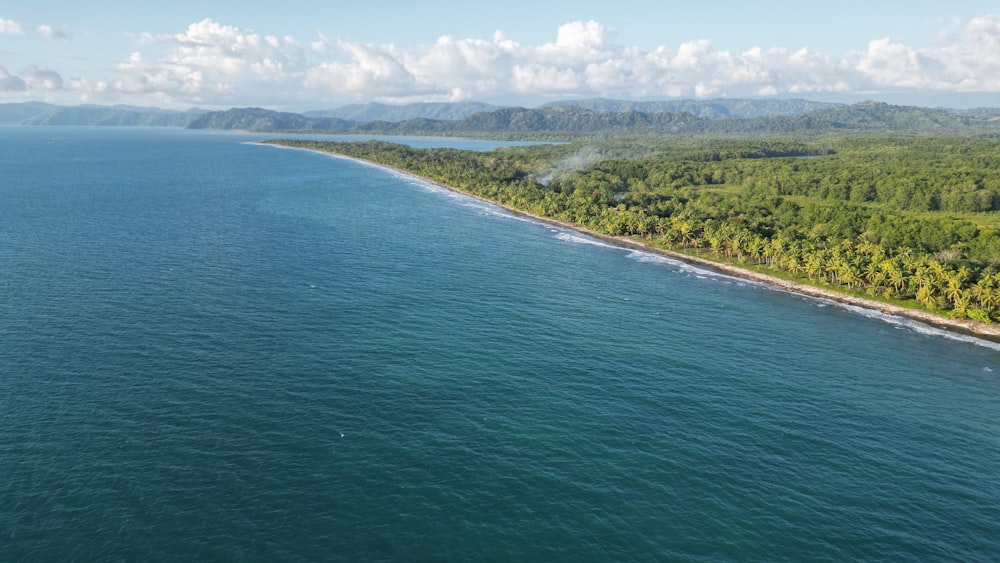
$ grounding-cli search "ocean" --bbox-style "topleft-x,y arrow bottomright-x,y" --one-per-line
1,127 -> 998,561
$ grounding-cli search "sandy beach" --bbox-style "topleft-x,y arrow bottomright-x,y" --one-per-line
262,142 -> 1000,343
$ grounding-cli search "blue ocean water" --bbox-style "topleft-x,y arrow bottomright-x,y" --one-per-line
1,127 -> 998,561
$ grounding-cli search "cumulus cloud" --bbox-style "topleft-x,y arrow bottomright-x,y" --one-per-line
0,67 -> 27,91
0,17 -> 24,34
305,39 -> 420,98
21,66 -> 63,89
1,18 -> 68,39
13,14 -> 1000,108
856,15 -> 1000,91
36,24 -> 68,40
110,19 -> 309,105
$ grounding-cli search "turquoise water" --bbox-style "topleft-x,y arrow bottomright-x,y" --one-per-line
1,128 -> 998,561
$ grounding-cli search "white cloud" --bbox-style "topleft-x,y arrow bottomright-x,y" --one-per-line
0,18 -> 68,39
857,38 -> 929,87
109,19 -> 310,106
555,20 -> 606,50
0,17 -> 24,34
7,15 -> 1000,108
304,39 -> 425,102
539,20 -> 609,61
855,15 -> 1000,92
0,67 -> 27,91
671,39 -> 713,69
512,64 -> 582,92
36,24 -> 68,40
0,64 -> 62,99
21,66 -> 63,89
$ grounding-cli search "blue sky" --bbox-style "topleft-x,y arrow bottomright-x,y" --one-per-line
2,1 -> 999,109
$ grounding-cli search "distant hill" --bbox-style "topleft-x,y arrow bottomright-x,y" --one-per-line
0,103 -> 205,126
754,101 -> 985,133
0,102 -> 61,124
958,107 -> 1000,118
8,99 -> 996,134
303,101 -> 502,122
541,97 -> 842,118
187,102 -> 1000,136
186,107 -> 349,131
419,105 -> 704,133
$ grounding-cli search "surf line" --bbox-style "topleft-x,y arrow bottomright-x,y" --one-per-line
255,141 -> 1000,347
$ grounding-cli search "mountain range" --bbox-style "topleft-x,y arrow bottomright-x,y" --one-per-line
186,101 -> 1000,135
0,103 -> 206,126
538,97 -> 841,118
3,99 -> 1000,135
301,101 -> 501,122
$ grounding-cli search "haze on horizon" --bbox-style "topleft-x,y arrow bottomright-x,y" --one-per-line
1,1 -> 999,110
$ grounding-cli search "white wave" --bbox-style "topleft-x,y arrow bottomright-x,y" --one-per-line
379,171 -> 539,225
625,248 -> 741,281
554,234 -> 744,282
393,173 -> 445,193
554,231 -> 620,249
813,300 -> 1000,351
638,257 -> 995,349
459,200 -> 525,221
626,250 -> 673,265
625,245 -> 1000,350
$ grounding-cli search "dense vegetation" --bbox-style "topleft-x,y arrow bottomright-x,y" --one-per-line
268,135 -> 1000,325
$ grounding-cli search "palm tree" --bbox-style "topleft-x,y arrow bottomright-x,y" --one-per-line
672,215 -> 696,247
746,235 -> 765,264
840,263 -> 863,289
804,252 -> 824,281
864,261 -> 885,287
764,237 -> 787,267
951,290 -> 971,318
857,240 -> 886,261
784,253 -> 803,275
945,274 -> 967,309
729,229 -> 750,262
971,274 -> 998,310
926,259 -> 948,286
916,284 -> 937,308
704,225 -> 725,257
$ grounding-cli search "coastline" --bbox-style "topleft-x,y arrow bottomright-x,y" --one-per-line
259,141 -> 1000,343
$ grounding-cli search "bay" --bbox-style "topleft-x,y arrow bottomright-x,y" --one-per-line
1,127 -> 998,561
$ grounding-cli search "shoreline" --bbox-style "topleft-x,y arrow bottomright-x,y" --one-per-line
259,141 -> 1000,344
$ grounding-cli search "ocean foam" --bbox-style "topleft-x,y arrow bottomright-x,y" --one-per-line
459,201 -> 534,224
623,248 -> 746,282
809,299 -> 1000,351
554,231 -> 620,250
617,242 -> 1000,350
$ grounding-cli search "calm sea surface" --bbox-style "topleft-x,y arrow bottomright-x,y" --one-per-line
1,127 -> 998,561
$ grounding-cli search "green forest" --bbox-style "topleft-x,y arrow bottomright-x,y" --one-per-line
267,135 -> 1000,325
